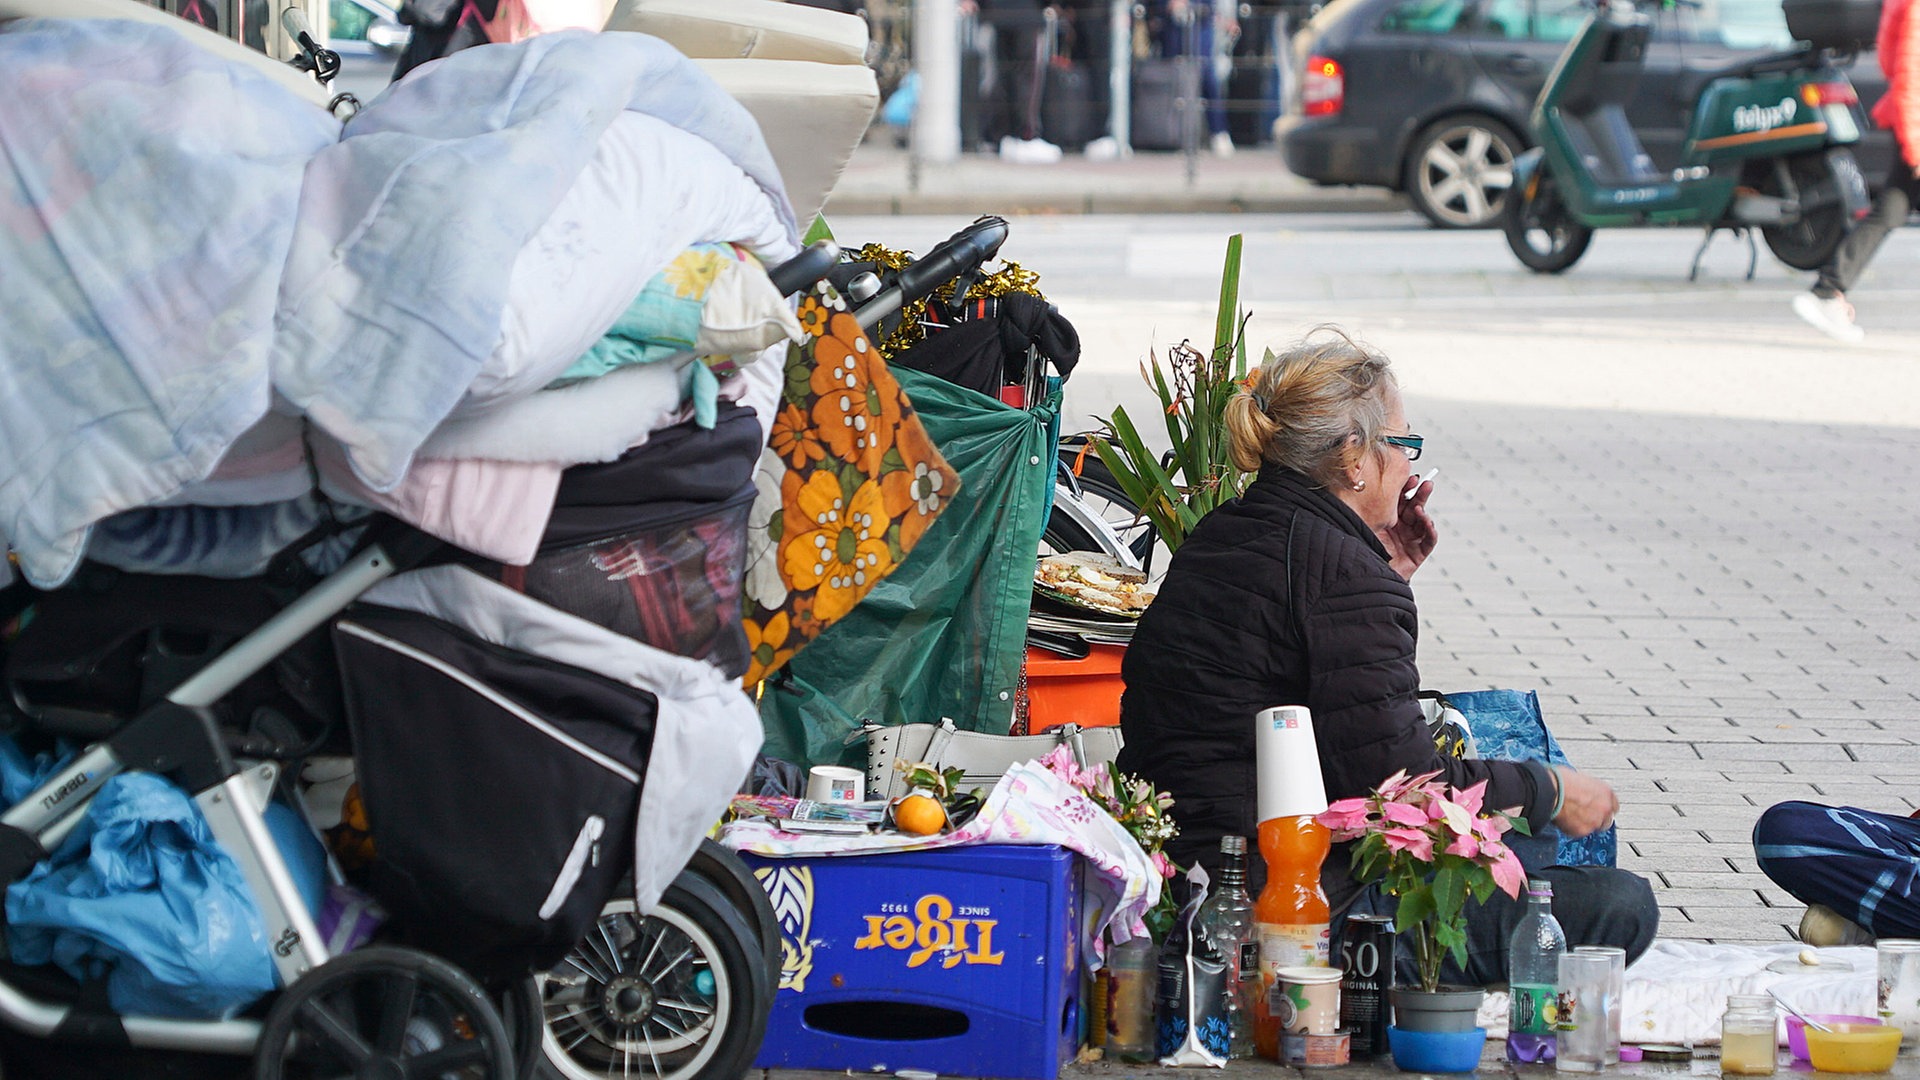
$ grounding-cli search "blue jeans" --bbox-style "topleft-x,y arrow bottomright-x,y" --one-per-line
1754,801 -> 1920,937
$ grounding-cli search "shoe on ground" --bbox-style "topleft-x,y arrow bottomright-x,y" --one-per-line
998,136 -> 1062,164
1799,903 -> 1874,947
1792,292 -> 1865,343
1211,131 -> 1235,157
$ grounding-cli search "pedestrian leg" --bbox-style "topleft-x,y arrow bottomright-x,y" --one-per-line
1753,801 -> 1920,939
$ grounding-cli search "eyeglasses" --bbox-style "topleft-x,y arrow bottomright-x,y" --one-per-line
1379,434 -> 1424,461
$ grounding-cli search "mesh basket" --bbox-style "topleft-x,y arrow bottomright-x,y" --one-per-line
494,488 -> 753,677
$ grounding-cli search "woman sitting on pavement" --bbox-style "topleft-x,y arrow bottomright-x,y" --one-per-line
1116,329 -> 1658,982
1753,801 -> 1920,946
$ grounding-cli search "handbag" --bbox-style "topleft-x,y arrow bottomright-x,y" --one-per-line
855,717 -> 1124,801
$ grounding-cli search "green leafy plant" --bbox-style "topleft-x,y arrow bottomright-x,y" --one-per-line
1089,235 -> 1255,553
1316,770 -> 1531,992
895,760 -> 966,800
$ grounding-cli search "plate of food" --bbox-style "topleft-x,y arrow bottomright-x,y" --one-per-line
1034,553 -> 1155,618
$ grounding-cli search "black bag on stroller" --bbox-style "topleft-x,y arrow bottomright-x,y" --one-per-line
332,604 -> 657,984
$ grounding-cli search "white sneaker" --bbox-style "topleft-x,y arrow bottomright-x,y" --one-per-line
1799,904 -> 1874,947
1211,131 -> 1235,158
998,136 -> 1062,164
1792,292 -> 1865,344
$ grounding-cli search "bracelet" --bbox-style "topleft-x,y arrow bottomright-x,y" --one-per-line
1549,765 -> 1565,819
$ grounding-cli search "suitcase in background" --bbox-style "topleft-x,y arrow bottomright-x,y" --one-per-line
1042,58 -> 1101,150
1130,57 -> 1200,151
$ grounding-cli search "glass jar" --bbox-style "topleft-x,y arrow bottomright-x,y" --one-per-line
1721,994 -> 1779,1076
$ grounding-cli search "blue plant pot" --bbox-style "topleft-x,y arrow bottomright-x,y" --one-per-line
1388,1025 -> 1489,1073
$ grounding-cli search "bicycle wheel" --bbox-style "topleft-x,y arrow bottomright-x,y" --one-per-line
1050,438 -> 1157,571
529,872 -> 771,1080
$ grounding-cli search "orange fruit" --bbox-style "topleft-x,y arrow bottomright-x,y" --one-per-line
894,793 -> 947,836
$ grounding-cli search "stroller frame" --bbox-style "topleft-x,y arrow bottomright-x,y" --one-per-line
0,537 -> 427,1053
0,242 -> 844,1059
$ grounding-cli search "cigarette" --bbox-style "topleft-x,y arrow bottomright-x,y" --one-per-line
1405,467 -> 1439,499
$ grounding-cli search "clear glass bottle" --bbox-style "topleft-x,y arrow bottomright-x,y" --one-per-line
1197,836 -> 1260,1059
1720,995 -> 1779,1076
1507,878 -> 1567,1063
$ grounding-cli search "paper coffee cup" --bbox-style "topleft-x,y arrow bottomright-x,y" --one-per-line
1256,705 -> 1328,822
806,765 -> 864,803
1274,966 -> 1343,1035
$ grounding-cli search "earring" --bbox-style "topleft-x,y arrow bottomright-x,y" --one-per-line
1352,478 -> 1367,492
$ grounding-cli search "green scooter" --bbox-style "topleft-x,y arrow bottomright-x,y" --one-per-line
1503,0 -> 1874,277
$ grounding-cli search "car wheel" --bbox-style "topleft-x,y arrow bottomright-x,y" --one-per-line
1405,116 -> 1522,229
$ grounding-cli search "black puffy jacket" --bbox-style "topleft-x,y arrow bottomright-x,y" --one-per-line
1117,468 -> 1555,905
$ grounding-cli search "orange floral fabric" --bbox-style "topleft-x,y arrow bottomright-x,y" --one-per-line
741,282 -> 960,686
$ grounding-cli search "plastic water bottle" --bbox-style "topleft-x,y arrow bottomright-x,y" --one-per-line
1197,836 -> 1259,1058
1507,878 -> 1566,1063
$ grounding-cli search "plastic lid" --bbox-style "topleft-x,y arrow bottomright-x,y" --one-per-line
1526,878 -> 1553,896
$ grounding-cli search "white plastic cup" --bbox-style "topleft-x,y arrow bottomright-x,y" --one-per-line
1556,951 -> 1612,1073
1572,945 -> 1625,1063
806,765 -> 864,803
1255,706 -> 1328,822
1877,939 -> 1920,1043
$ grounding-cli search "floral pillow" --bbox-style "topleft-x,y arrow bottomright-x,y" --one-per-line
741,283 -> 960,686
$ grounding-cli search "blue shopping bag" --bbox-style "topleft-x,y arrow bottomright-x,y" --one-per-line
1442,688 -> 1617,870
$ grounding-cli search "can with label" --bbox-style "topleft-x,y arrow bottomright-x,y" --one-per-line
1339,913 -> 1395,1057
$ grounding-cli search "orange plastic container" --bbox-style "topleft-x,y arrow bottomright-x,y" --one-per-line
1025,644 -> 1126,731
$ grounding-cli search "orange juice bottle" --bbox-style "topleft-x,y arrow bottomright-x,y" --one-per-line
1251,813 -> 1331,1059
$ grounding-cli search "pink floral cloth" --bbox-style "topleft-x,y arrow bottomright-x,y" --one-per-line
718,761 -> 1160,968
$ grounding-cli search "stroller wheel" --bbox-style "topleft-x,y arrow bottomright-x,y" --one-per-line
254,945 -> 514,1080
530,872 -> 771,1080
688,839 -> 781,977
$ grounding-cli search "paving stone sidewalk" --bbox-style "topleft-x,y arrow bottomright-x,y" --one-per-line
1411,397 -> 1920,944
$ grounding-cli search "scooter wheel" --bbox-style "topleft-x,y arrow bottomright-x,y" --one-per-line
1504,170 -> 1592,274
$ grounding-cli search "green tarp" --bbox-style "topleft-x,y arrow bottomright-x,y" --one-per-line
760,367 -> 1057,770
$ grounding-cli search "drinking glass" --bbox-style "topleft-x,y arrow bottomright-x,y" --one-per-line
1574,945 -> 1626,1063
1556,951 -> 1613,1073
1877,939 -> 1920,1045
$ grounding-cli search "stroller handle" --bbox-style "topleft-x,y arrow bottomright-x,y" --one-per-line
855,215 -> 1011,330
893,216 -> 1009,309
769,240 -> 843,297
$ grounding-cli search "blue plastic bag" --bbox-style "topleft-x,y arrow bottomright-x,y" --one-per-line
881,70 -> 919,127
1444,688 -> 1616,869
5,770 -> 322,1019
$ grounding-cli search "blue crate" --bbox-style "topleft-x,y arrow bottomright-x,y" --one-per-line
744,844 -> 1082,1080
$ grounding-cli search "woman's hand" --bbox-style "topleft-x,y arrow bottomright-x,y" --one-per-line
1377,475 -> 1438,580
1552,767 -> 1619,838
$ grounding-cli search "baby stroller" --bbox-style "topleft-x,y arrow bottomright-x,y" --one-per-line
0,8 -> 855,1080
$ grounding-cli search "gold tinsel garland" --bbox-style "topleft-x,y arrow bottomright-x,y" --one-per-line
850,242 -> 1043,358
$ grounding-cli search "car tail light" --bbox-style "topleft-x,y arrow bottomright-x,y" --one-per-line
1302,55 -> 1344,117
1802,81 -> 1858,107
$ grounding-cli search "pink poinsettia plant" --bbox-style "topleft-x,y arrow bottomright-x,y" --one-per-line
1315,769 -> 1530,992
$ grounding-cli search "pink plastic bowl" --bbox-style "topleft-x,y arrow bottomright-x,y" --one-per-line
1786,1014 -> 1881,1062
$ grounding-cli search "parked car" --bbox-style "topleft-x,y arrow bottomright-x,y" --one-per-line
329,0 -> 411,102
1276,0 -> 1891,227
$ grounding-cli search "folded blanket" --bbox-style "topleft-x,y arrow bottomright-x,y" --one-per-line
277,28 -> 797,494
0,19 -> 798,588
0,18 -> 337,589
1478,941 -> 1875,1046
